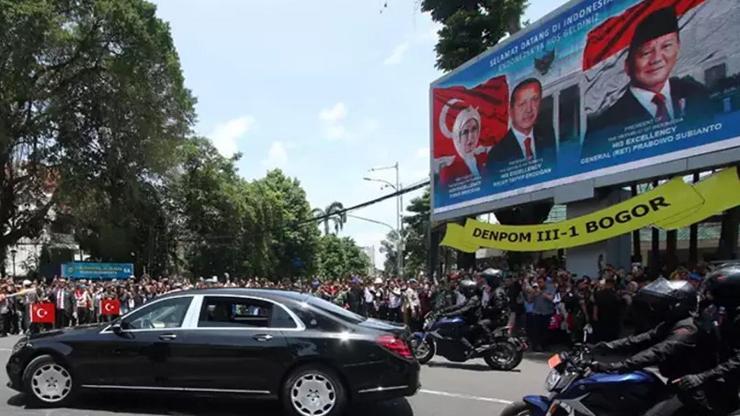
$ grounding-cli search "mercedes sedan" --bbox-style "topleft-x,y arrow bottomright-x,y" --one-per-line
6,288 -> 420,416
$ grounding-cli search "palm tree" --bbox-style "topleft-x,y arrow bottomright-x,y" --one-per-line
312,202 -> 346,235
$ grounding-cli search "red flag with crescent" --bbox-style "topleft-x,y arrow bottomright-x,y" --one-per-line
31,303 -> 55,324
102,299 -> 121,316
582,0 -> 706,71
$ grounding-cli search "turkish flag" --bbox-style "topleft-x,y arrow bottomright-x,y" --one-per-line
582,0 -> 706,71
432,75 -> 510,158
31,303 -> 55,324
101,299 -> 121,316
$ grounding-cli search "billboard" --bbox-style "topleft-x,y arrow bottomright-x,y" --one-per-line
61,262 -> 134,280
431,0 -> 740,216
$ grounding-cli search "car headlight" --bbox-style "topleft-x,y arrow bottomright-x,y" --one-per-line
11,337 -> 29,355
545,369 -> 562,392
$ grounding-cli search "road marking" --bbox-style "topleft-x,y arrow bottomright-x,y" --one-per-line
0,348 -> 11,352
419,389 -> 513,405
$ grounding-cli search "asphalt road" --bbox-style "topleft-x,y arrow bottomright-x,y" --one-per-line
0,334 -> 550,416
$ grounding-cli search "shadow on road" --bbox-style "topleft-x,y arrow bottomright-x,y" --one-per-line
426,361 -> 521,373
7,392 -> 414,416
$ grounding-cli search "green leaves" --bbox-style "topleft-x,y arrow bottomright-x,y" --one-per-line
317,234 -> 371,279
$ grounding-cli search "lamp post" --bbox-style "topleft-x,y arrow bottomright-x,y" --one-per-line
10,248 -> 17,279
347,214 -> 396,276
363,162 -> 404,277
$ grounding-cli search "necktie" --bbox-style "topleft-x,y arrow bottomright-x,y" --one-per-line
652,93 -> 670,122
524,137 -> 534,160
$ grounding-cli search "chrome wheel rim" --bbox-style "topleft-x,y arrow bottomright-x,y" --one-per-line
413,339 -> 431,359
290,373 -> 336,416
31,364 -> 72,403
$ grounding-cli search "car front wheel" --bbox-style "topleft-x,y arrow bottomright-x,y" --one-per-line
22,355 -> 77,407
282,365 -> 347,416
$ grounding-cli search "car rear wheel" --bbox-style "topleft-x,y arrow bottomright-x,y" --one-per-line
22,355 -> 76,407
282,365 -> 346,416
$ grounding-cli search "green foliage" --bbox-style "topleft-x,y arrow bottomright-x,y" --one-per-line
317,234 -> 371,279
312,201 -> 347,235
403,189 -> 431,278
421,0 -> 528,71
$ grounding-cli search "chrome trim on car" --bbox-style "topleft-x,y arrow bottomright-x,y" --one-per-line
357,385 -> 409,394
81,384 -> 270,395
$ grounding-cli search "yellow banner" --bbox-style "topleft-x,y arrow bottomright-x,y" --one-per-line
441,176 -> 712,253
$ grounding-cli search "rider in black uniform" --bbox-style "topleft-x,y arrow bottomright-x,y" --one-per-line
438,279 -> 482,356
590,278 -> 720,416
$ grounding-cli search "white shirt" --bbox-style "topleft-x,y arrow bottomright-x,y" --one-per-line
630,82 -> 675,120
511,127 -> 537,160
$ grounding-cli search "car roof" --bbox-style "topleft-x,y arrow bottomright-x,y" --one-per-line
157,287 -> 310,303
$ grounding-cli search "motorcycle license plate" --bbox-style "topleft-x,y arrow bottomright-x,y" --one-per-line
548,354 -> 562,369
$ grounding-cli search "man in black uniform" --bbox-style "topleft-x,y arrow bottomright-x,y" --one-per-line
582,7 -> 712,158
438,279 -> 482,356
590,278 -> 719,416
675,265 -> 740,415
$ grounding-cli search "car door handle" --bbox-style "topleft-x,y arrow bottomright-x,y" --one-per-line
159,334 -> 177,341
253,334 -> 273,342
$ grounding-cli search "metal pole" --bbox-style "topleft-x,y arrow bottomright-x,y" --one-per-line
395,162 -> 403,278
11,249 -> 17,279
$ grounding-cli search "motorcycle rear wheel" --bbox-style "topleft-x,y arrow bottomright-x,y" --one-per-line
500,401 -> 532,416
411,338 -> 436,364
484,341 -> 523,371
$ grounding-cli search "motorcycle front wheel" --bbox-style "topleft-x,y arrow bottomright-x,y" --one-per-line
484,341 -> 523,371
411,337 -> 436,364
500,401 -> 532,416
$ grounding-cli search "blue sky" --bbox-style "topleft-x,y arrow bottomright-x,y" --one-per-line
152,0 -> 560,269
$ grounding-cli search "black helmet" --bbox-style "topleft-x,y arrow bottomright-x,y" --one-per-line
458,279 -> 478,298
705,265 -> 740,307
634,278 -> 697,323
480,268 -> 504,288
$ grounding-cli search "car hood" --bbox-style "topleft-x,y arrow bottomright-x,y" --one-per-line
29,323 -> 106,340
357,318 -> 408,336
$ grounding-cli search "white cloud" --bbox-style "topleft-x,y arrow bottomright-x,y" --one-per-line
319,102 -> 347,123
208,116 -> 255,157
319,102 -> 349,141
415,146 -> 429,159
262,141 -> 289,169
383,41 -> 410,66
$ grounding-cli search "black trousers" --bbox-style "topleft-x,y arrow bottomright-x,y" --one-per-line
55,309 -> 71,329
529,314 -> 552,350
0,313 -> 11,335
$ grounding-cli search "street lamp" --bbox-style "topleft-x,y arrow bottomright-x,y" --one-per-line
10,248 -> 17,279
363,162 -> 404,277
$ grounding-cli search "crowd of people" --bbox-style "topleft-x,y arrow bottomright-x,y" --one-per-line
0,260 -> 717,346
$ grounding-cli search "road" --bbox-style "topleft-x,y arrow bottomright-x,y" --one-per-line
0,335 -> 549,416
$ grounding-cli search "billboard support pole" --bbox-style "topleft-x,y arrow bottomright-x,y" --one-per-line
651,181 -> 661,277
689,172 -> 700,265
631,184 -> 641,263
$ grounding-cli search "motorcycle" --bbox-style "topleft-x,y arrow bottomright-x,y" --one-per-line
501,343 -> 667,416
410,312 -> 525,371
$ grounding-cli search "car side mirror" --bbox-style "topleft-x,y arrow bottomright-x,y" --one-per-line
111,323 -> 123,335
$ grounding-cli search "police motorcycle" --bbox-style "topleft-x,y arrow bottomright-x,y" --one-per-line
411,272 -> 525,371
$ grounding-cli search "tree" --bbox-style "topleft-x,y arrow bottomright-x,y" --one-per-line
312,202 -> 347,235
380,229 -> 401,277
316,234 -> 371,279
0,0 -> 195,273
421,0 -> 528,71
403,189 -> 431,278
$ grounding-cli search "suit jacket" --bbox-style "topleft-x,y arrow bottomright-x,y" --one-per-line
486,125 -> 557,175
439,153 -> 488,185
52,289 -> 75,313
583,77 -> 713,158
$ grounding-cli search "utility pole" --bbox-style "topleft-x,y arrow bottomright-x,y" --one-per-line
365,162 -> 404,277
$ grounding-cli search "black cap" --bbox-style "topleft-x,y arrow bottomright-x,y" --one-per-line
630,7 -> 679,52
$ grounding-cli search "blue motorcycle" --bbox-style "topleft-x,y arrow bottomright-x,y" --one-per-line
410,312 -> 525,371
501,344 -> 667,416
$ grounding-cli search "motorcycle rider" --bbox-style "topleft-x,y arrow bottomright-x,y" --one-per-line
479,269 -> 509,339
590,278 -> 720,416
674,265 -> 740,415
437,279 -> 482,356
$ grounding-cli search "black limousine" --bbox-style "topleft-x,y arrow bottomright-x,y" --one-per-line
6,288 -> 420,416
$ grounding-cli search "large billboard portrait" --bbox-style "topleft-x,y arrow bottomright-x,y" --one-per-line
432,0 -> 740,215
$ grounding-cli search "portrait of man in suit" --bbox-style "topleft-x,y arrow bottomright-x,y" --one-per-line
437,101 -> 490,184
583,7 -> 712,156
486,78 -> 556,172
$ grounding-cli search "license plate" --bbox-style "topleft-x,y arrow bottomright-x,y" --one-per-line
548,354 -> 562,369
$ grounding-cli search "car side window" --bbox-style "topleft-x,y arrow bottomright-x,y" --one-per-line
121,297 -> 192,330
199,297 -> 277,328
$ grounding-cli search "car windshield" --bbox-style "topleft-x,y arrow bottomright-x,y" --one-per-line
307,296 -> 366,324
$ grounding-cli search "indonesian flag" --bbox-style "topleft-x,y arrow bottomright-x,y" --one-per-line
31,303 -> 55,324
432,76 -> 510,159
583,0 -> 707,71
101,299 -> 121,316
582,0 -> 738,116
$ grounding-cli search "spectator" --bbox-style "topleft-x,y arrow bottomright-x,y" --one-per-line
527,275 -> 555,352
593,277 -> 623,342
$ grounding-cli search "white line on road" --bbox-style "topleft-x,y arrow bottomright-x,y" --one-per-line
0,348 -> 11,352
419,389 -> 513,405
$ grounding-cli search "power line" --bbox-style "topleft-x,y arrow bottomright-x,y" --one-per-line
302,180 -> 429,226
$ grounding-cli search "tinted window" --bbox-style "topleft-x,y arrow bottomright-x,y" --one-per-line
199,297 -> 295,328
122,297 -> 191,330
308,296 -> 365,324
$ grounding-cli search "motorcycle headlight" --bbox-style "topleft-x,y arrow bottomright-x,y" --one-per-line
545,369 -> 562,392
